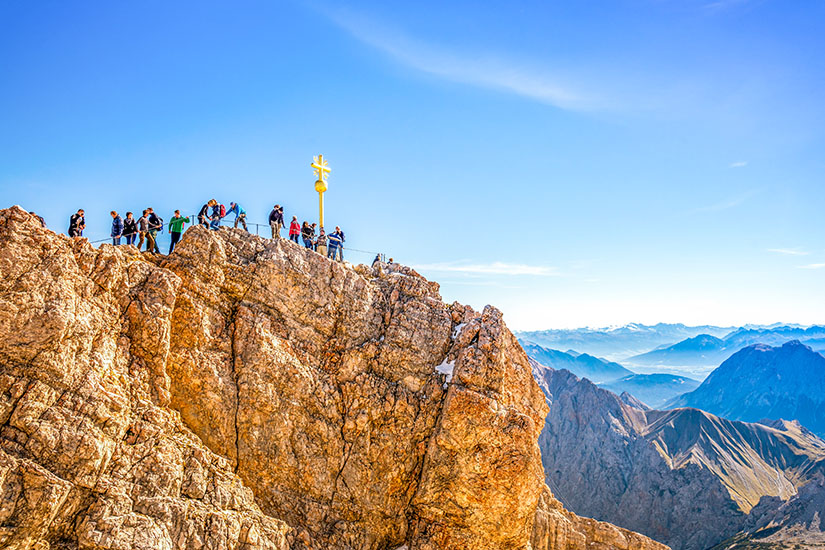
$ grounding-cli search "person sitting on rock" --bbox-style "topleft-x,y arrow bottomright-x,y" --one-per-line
68,209 -> 85,237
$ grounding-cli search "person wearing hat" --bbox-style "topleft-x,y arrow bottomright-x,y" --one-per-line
226,202 -> 248,231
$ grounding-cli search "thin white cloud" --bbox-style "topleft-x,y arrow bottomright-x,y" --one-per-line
704,0 -> 755,12
799,263 -> 825,270
413,261 -> 559,277
768,248 -> 810,256
729,161 -> 748,168
693,188 -> 762,213
321,8 -> 598,111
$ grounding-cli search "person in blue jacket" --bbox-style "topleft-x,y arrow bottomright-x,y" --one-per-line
327,228 -> 342,260
110,211 -> 123,245
227,202 -> 248,231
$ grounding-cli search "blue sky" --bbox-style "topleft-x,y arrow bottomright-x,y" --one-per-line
1,0 -> 824,329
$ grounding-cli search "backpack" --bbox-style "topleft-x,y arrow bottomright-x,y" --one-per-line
220,204 -> 226,218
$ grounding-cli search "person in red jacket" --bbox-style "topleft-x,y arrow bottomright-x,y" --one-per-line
289,216 -> 301,244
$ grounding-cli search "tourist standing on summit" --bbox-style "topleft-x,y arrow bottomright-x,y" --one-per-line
227,202 -> 248,231
316,228 -> 327,256
209,200 -> 222,231
123,212 -> 137,246
269,205 -> 284,238
147,208 -> 162,254
68,209 -> 84,237
137,210 -> 149,250
301,221 -> 313,248
332,226 -> 345,261
289,216 -> 300,243
168,210 -> 190,254
327,228 -> 341,260
110,211 -> 123,245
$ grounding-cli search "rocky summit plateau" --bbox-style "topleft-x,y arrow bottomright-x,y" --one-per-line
0,206 -> 667,550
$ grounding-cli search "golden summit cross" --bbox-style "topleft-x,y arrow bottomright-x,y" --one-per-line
312,154 -> 330,183
312,154 -> 331,228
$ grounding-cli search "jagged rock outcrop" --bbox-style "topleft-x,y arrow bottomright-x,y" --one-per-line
533,363 -> 825,550
0,206 -> 665,550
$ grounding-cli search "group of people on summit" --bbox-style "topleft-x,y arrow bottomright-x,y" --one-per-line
289,218 -> 346,261
61,200 -> 346,260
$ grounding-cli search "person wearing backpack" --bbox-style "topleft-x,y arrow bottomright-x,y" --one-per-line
147,208 -> 162,254
123,212 -> 137,246
210,201 -> 222,231
68,209 -> 85,237
167,210 -> 190,254
110,211 -> 124,245
289,216 -> 300,243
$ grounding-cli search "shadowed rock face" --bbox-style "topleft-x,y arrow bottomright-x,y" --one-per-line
0,206 -> 666,550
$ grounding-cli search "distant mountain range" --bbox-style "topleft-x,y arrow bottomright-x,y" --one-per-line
629,325 -> 825,369
601,373 -> 700,409
516,323 -> 734,362
667,340 -> 825,436
521,342 -> 701,407
532,363 -> 825,550
519,341 -> 632,383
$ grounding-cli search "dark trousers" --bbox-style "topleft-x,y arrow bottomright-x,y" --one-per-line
169,231 -> 182,254
198,215 -> 208,226
290,234 -> 299,243
125,234 -> 136,246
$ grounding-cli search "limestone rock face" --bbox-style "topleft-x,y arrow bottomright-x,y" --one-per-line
0,206 -> 666,550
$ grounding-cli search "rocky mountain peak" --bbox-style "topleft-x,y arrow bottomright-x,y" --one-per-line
0,206 -> 667,550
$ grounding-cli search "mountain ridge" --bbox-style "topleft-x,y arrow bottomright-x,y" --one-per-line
668,340 -> 825,437
533,362 -> 825,550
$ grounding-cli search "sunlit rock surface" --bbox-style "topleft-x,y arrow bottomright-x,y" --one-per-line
0,206 -> 666,550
